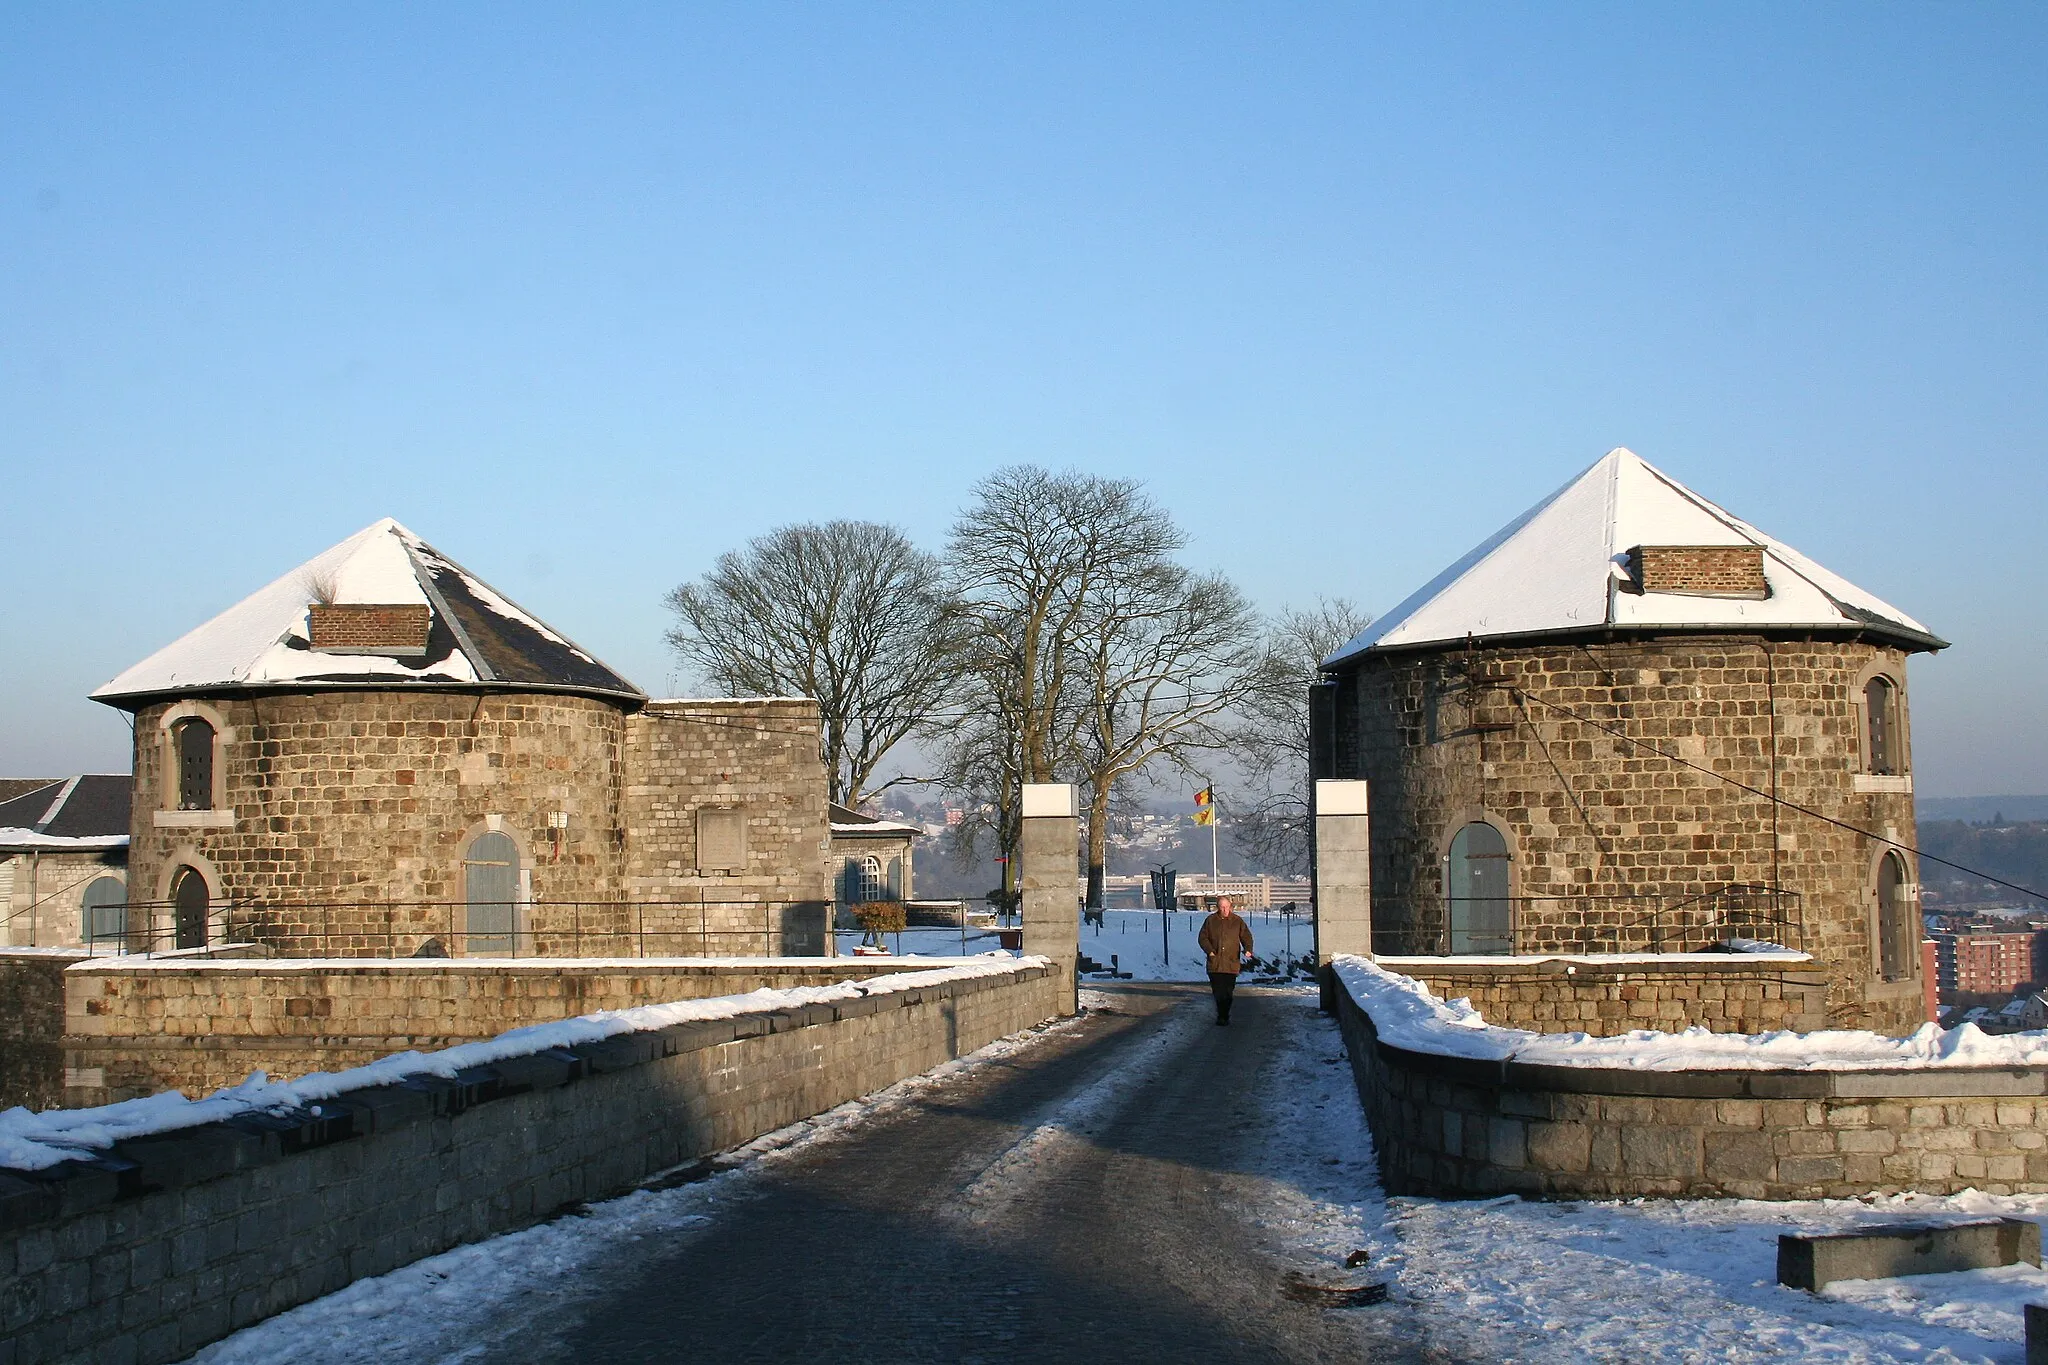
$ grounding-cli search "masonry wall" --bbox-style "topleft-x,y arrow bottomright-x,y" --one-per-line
1,962 -> 1058,1365
0,951 -> 83,1111
3,852 -> 126,950
59,956 -> 987,1105
1326,637 -> 1924,1032
1387,956 -> 1831,1037
127,690 -> 632,953
1333,968 -> 2048,1201
621,698 -> 832,954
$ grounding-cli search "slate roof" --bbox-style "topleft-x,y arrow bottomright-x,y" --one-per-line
0,775 -> 132,850
1325,448 -> 1945,667
0,779 -> 58,804
92,519 -> 644,707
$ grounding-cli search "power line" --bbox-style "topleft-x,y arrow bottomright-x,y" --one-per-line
1504,684 -> 2048,907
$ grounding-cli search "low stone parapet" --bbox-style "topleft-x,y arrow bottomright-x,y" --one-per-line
1,957 -> 1058,1364
58,954 -> 1004,1106
1379,952 -> 1829,1036
1332,955 -> 2048,1200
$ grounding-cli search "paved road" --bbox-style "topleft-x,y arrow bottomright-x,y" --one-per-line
487,982 -> 1443,1364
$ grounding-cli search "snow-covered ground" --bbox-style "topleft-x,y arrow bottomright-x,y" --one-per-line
1079,907 -> 1314,982
833,907 -> 1315,983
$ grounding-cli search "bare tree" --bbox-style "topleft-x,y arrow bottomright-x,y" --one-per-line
665,520 -> 960,806
1230,598 -> 1373,875
944,466 -> 1261,907
1071,562 -> 1262,907
944,468 -> 1179,895
946,466 -> 1179,784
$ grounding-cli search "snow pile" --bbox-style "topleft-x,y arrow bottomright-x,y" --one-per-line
0,956 -> 1043,1173
1337,955 -> 2048,1072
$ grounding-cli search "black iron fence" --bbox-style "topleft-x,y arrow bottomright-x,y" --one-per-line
79,898 -> 850,960
1375,883 -> 1804,958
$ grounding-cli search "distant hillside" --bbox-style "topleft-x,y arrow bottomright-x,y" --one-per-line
1919,796 -> 2048,824
1918,819 -> 2048,909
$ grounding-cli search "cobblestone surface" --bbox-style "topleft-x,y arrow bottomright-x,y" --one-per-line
495,984 -> 1437,1363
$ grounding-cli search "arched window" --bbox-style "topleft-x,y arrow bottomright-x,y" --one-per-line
171,867 -> 209,950
174,717 -> 216,809
464,831 -> 520,955
852,855 -> 885,903
1876,850 -> 1917,982
1865,676 -> 1900,775
82,877 -> 127,947
1446,822 -> 1513,955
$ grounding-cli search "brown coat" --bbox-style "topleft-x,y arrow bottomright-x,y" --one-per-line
1198,910 -> 1255,975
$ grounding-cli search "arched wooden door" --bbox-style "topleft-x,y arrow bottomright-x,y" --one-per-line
171,867 -> 209,950
1447,822 -> 1513,955
464,831 -> 520,955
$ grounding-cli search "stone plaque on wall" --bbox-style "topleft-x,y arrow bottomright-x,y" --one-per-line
697,807 -> 746,871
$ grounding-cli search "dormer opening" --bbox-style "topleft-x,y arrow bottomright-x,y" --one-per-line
1625,544 -> 1769,600
308,604 -> 432,657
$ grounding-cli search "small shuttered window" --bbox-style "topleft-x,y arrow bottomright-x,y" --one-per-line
175,718 -> 215,810
1865,677 -> 1900,775
1877,851 -> 1917,982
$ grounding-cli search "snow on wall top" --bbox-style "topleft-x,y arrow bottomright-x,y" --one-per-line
0,955 -> 1044,1172
1323,449 -> 1943,666
1338,956 -> 2048,1072
91,519 -> 643,706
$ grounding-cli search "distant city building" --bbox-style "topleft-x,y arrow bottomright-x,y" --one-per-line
1174,875 -> 1312,912
1932,928 -> 2047,997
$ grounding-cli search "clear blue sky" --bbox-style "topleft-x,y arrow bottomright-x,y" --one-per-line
5,4 -> 2043,796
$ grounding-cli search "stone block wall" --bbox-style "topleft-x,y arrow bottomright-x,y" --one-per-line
1325,637 -> 1924,1032
3,852 -> 127,950
127,690 -> 632,951
0,951 -> 83,1111
1,961 -> 1058,1365
57,956 -> 990,1105
1385,955 -> 1831,1036
622,699 -> 832,954
1333,966 -> 2048,1201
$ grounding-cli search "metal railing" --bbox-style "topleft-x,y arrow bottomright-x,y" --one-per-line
75,898 -> 853,960
1375,883 -> 1804,958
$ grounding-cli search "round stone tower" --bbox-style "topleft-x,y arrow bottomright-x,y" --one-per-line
1314,450 -> 1945,1033
92,519 -> 647,955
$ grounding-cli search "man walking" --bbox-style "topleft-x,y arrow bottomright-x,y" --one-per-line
1198,895 -> 1254,1025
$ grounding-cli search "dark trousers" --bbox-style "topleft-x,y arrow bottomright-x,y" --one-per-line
1208,971 -> 1238,1022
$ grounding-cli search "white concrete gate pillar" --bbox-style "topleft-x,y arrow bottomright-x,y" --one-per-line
1019,783 -> 1081,1016
1313,779 -> 1371,1011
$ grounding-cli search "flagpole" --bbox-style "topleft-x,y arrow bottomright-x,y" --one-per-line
1193,781 -> 1220,907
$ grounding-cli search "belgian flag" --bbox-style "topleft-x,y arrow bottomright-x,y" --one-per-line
1193,786 -> 1215,826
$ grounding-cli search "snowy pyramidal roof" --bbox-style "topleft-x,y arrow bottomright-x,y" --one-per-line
1324,449 -> 1944,667
93,519 -> 643,706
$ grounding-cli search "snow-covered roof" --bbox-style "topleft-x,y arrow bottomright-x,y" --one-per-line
1324,449 -> 1944,667
828,802 -> 919,837
93,519 -> 643,707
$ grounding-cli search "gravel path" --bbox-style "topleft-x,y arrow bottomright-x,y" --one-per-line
488,982 -> 1439,1363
